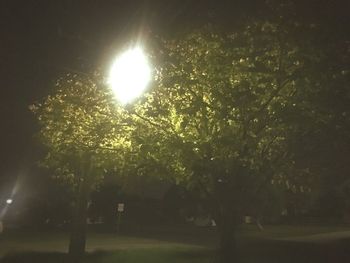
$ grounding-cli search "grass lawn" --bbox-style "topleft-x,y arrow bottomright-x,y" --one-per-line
0,248 -> 214,263
0,224 -> 349,262
238,224 -> 350,239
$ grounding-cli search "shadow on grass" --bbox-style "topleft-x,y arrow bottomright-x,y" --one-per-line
238,238 -> 350,263
0,249 -> 215,263
1,252 -> 67,263
1,239 -> 349,263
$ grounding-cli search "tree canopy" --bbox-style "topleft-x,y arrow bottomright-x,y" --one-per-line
135,22 -> 324,213
30,73 -> 134,188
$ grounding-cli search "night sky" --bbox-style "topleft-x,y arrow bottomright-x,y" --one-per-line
0,1 -> 349,196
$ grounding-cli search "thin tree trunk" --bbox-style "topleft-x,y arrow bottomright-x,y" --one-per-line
68,178 -> 89,260
217,208 -> 240,263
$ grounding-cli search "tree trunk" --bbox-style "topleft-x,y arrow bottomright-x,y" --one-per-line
217,208 -> 240,263
68,178 -> 89,260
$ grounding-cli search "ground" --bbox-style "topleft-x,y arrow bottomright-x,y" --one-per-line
0,224 -> 349,262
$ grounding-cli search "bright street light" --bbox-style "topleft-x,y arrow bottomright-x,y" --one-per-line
108,47 -> 151,104
6,199 -> 12,205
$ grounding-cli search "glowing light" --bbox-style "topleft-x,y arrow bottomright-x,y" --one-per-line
6,199 -> 12,204
108,47 -> 151,104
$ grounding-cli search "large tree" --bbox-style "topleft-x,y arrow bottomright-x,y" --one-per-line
287,28 -> 350,218
133,20 -> 326,262
30,73 -> 133,258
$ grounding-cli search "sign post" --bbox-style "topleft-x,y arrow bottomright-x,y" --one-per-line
116,203 -> 124,234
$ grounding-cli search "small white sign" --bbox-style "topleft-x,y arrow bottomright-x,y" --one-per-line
117,203 -> 125,212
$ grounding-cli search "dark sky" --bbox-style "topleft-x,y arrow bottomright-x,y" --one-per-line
0,0 -> 349,195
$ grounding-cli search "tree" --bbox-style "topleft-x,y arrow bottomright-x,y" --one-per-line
133,21 -> 325,262
30,73 -> 133,259
287,29 -> 350,219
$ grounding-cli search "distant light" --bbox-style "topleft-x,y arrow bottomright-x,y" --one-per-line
108,47 -> 151,105
6,199 -> 13,204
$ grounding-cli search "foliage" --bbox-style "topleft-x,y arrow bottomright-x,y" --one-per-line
135,22 -> 323,217
30,73 -> 133,189
291,32 -> 350,216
